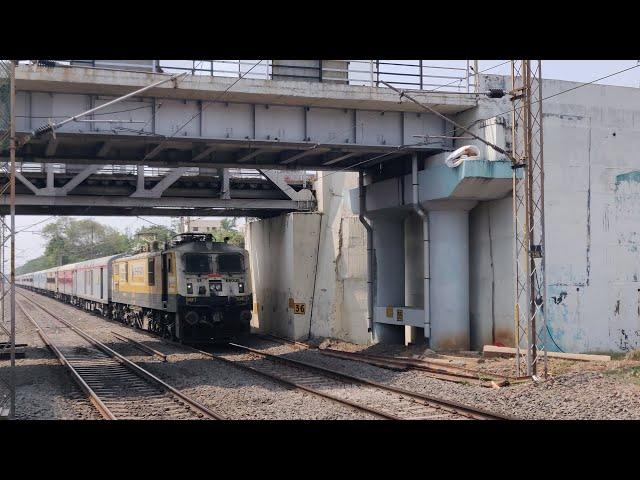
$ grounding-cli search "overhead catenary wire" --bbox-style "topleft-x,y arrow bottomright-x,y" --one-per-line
382,81 -> 513,161
317,62 -> 640,185
9,61 -> 267,228
440,62 -> 640,140
139,60 -> 265,163
22,72 -> 189,147
135,215 -> 172,229
281,61 -> 512,160
9,59 -> 504,208
426,60 -> 511,93
12,61 -> 640,248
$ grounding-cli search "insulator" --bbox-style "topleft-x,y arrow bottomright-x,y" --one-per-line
32,124 -> 53,137
486,88 -> 506,98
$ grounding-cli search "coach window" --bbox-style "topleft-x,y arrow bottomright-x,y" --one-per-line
148,258 -> 155,286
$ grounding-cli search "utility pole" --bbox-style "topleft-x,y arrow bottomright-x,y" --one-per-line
8,60 -> 16,418
510,60 -> 548,378
1,215 -> 4,328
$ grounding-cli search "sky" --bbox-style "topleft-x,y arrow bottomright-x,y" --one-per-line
10,60 -> 640,267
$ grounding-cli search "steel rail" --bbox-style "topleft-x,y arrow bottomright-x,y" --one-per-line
255,333 -> 314,350
16,299 -> 116,419
16,294 -> 392,418
17,293 -> 223,420
176,341 -> 396,419
19,290 -> 511,420
318,348 -> 529,384
227,343 -> 512,421
110,331 -> 168,362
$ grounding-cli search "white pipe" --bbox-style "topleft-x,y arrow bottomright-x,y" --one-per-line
358,171 -> 374,335
411,154 -> 430,338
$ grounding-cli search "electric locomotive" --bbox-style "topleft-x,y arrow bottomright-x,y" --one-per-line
110,233 -> 253,342
17,232 -> 253,343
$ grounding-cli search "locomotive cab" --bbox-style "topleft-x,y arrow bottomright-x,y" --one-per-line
171,233 -> 253,342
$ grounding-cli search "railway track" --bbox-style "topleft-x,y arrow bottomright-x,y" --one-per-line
203,342 -> 512,420
17,293 -> 223,420
20,290 -> 512,420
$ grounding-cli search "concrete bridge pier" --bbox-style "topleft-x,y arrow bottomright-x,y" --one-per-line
371,216 -> 406,344
404,213 -> 425,345
427,208 -> 471,351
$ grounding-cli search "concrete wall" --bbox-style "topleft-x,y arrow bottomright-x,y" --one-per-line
467,74 -> 640,353
247,72 -> 640,353
246,212 -> 321,340
469,197 -> 514,348
246,172 -> 370,344
310,174 -> 370,343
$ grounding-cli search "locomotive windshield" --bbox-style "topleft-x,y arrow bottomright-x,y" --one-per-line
182,253 -> 244,274
183,254 -> 211,274
217,254 -> 243,273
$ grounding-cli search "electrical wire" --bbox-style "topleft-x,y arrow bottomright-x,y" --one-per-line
139,60 -> 265,162
135,215 -> 172,229
295,61 -> 511,157
426,60 -> 511,93
9,61 -> 267,228
14,215 -> 57,234
440,62 -> 640,139
14,61 -> 640,251
16,104 -> 153,119
546,323 -> 565,353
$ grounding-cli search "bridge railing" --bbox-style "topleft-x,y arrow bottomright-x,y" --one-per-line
156,60 -> 477,93
14,163 -> 314,184
21,60 -> 479,94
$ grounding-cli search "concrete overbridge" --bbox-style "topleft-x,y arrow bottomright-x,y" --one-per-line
0,61 -> 477,216
4,60 -> 636,359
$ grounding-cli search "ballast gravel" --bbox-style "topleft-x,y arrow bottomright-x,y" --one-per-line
1,302 -> 101,420
241,337 -> 640,420
17,291 -> 375,420
14,291 -> 640,420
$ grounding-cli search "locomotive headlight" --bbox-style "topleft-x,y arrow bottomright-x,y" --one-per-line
186,283 -> 193,294
214,282 -> 222,292
238,282 -> 245,293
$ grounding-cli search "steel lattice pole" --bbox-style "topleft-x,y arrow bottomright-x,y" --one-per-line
511,60 -> 548,378
8,60 -> 16,418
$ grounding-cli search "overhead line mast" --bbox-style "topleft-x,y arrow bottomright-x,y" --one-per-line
0,59 -> 16,418
510,60 -> 548,378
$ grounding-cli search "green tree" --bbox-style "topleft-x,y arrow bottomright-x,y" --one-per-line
220,218 -> 237,231
131,224 -> 177,249
17,218 -> 132,274
212,218 -> 244,248
16,255 -> 55,275
41,218 -> 131,265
